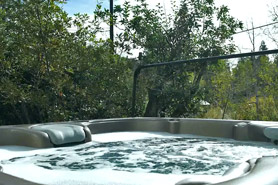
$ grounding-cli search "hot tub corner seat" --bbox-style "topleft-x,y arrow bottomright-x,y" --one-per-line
213,156 -> 278,185
0,126 -> 52,148
263,126 -> 278,143
175,176 -> 219,185
31,123 -> 92,147
0,122 -> 92,148
175,156 -> 278,185
174,160 -> 252,185
0,171 -> 43,185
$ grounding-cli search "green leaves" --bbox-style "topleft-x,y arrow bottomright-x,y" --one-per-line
203,52 -> 278,121
0,0 -> 133,124
102,0 -> 243,117
1,0 -> 274,124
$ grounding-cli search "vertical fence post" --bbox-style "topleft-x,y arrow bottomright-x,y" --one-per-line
131,67 -> 142,117
130,49 -> 278,117
110,0 -> 114,52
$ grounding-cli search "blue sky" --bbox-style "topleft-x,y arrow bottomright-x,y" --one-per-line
61,0 -> 277,52
62,0 -> 117,15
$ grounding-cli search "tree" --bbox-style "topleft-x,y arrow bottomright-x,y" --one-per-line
229,41 -> 278,120
202,60 -> 233,119
107,0 -> 243,117
0,0 -> 133,125
264,4 -> 278,47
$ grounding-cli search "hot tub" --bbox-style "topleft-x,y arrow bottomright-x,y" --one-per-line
0,118 -> 278,185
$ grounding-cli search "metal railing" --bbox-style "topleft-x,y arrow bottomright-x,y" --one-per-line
131,49 -> 278,117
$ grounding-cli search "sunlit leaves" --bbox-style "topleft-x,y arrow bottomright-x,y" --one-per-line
0,0 -> 133,124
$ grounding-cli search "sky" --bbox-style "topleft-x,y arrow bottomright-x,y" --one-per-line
62,0 -> 278,54
214,0 -> 278,52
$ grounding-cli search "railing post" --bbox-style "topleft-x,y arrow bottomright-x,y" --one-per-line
130,49 -> 278,117
110,0 -> 114,52
131,67 -> 142,117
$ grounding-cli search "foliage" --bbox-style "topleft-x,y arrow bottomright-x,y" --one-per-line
0,0 -> 132,125
202,41 -> 278,121
202,60 -> 233,119
1,0 -> 278,125
107,0 -> 243,116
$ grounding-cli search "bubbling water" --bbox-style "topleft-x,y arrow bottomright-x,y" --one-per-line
1,132 -> 278,176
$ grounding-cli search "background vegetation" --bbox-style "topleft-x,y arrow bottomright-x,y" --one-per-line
0,0 -> 278,125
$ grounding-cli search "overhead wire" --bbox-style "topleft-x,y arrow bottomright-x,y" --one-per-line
234,21 -> 278,35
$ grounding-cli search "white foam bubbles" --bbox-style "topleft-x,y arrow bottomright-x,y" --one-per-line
1,132 -> 278,185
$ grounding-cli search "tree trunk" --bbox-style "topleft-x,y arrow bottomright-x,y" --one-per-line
144,88 -> 160,117
21,103 -> 31,124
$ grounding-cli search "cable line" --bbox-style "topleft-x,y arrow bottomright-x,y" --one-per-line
234,21 -> 278,35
